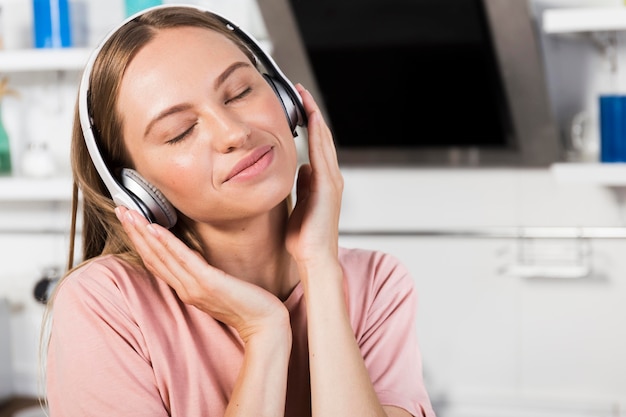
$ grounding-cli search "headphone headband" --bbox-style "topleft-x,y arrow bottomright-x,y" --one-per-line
78,4 -> 306,228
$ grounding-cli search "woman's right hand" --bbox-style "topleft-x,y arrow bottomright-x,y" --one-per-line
116,206 -> 292,416
115,206 -> 290,343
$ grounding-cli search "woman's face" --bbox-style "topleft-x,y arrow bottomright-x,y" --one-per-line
117,26 -> 298,225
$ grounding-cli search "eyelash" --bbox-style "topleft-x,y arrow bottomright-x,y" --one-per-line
226,87 -> 252,104
165,87 -> 253,145
167,123 -> 197,145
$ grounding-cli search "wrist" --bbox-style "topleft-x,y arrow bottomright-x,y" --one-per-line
239,307 -> 292,350
297,260 -> 344,291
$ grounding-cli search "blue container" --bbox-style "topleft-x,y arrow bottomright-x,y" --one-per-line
124,0 -> 162,17
599,94 -> 626,163
33,0 -> 72,48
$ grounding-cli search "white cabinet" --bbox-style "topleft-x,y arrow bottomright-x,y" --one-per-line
0,48 -> 87,202
338,168 -> 626,416
0,177 -> 73,201
551,162 -> 626,185
0,48 -> 91,73
543,7 -> 626,34
543,6 -> 626,185
339,234 -> 626,417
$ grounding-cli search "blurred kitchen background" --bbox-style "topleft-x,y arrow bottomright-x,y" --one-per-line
0,0 -> 625,416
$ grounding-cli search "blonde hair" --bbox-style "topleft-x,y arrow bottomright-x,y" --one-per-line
40,6 -> 262,406
68,6 -> 262,271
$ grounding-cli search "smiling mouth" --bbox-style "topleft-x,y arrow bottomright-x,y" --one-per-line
225,145 -> 274,182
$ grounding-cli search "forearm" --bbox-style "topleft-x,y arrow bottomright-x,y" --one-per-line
301,262 -> 387,417
225,318 -> 292,417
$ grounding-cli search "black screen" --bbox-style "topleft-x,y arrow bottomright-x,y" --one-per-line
288,0 -> 514,149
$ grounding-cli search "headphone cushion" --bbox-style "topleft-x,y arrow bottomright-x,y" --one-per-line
120,168 -> 177,228
263,74 -> 299,133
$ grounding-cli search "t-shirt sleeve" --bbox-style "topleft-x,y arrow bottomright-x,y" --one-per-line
345,249 -> 436,417
46,261 -> 168,417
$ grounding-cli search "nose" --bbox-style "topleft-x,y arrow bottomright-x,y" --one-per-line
206,107 -> 250,153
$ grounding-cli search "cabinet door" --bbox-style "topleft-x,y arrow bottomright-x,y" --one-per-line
518,239 -> 626,402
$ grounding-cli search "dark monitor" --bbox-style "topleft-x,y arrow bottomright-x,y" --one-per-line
278,0 -> 562,166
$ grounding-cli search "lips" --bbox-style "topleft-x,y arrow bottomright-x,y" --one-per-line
225,145 -> 274,182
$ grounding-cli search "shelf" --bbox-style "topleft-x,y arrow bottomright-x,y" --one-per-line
0,40 -> 272,73
0,177 -> 73,201
0,48 -> 91,72
543,7 -> 626,34
551,162 -> 626,185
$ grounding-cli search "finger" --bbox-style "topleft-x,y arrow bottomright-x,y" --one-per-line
295,84 -> 332,149
115,207 -> 198,292
296,85 -> 339,181
115,207 -> 173,277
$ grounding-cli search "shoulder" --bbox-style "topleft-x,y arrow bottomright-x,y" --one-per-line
339,246 -> 413,287
60,254 -> 148,291
338,247 -> 420,352
52,254 -> 158,314
50,255 -> 171,353
338,246 -> 416,305
67,254 -> 141,278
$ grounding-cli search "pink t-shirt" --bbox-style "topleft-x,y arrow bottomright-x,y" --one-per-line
46,247 -> 435,417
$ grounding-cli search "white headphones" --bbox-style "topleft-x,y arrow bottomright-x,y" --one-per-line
78,4 -> 306,229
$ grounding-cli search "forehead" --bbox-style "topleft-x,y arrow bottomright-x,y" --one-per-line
129,26 -> 247,71
116,26 -> 254,133
118,26 -> 251,99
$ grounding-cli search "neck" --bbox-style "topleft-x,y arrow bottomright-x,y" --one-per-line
192,203 -> 299,300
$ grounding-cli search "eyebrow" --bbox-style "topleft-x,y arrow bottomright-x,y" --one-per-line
144,103 -> 193,138
214,61 -> 253,90
143,61 -> 253,138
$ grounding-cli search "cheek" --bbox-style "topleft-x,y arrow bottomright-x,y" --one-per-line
154,163 -> 213,219
157,153 -> 201,188
136,150 -> 205,201
256,83 -> 296,134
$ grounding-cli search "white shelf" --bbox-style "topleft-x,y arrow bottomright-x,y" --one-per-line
0,41 -> 272,73
0,177 -> 73,201
551,162 -> 626,185
0,48 -> 92,72
543,7 -> 626,34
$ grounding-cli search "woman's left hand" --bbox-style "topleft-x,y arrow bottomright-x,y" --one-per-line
285,84 -> 344,270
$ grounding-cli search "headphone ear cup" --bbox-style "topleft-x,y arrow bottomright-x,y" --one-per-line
120,168 -> 177,229
263,74 -> 299,133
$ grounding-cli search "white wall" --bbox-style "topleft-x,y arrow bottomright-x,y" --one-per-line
0,1 -> 625,416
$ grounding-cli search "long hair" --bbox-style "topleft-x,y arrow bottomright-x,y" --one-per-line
68,6 -> 258,271
39,8 -> 261,402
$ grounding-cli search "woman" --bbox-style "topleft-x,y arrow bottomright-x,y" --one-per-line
45,5 -> 436,417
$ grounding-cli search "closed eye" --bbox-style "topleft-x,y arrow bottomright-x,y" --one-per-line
225,87 -> 252,104
166,123 -> 197,145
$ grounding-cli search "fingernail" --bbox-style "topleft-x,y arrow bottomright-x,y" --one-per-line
125,210 -> 136,225
114,207 -> 123,221
147,224 -> 159,237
